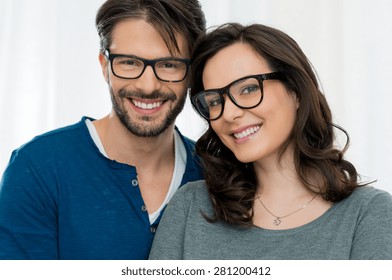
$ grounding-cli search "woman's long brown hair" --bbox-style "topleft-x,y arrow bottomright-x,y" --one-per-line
190,23 -> 368,227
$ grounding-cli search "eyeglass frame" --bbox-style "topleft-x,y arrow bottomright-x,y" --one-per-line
191,72 -> 284,121
104,49 -> 191,82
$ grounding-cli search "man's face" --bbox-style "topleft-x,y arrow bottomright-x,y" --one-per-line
99,19 -> 190,137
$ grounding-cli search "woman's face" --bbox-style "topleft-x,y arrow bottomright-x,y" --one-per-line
202,43 -> 299,164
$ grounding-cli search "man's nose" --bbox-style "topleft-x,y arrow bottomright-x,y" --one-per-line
133,65 -> 162,94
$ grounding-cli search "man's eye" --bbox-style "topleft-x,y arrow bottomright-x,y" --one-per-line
157,60 -> 184,69
120,59 -> 139,66
114,57 -> 142,67
163,62 -> 176,68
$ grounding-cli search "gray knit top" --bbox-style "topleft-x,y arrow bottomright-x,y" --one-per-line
149,180 -> 392,260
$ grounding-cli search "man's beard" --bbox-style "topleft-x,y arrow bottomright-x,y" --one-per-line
109,86 -> 186,137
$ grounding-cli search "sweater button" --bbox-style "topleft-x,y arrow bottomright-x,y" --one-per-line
131,179 -> 138,186
141,205 -> 147,212
150,227 -> 156,233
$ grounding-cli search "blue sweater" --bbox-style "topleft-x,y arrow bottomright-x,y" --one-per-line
0,117 -> 203,259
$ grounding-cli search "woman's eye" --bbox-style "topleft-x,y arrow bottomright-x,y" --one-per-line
208,98 -> 222,108
241,84 -> 259,95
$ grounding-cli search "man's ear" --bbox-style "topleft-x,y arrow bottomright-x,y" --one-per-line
98,52 -> 109,83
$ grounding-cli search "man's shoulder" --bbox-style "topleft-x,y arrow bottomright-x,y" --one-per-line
175,127 -> 196,147
14,117 -> 90,156
175,127 -> 204,180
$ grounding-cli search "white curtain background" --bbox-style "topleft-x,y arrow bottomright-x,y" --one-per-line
1,0 -> 391,193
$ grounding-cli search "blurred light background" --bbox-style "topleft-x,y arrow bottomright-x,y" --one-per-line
1,0 -> 391,193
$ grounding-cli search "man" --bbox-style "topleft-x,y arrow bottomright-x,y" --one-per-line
0,0 -> 205,260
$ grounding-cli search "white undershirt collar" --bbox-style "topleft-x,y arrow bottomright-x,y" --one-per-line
85,119 -> 186,224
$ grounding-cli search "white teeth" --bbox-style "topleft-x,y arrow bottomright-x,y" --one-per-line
133,100 -> 163,110
233,126 -> 260,139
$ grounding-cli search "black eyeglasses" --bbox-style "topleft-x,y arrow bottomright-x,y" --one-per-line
105,50 -> 191,82
191,72 -> 283,121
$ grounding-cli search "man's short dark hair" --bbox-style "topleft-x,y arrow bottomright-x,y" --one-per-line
96,0 -> 206,55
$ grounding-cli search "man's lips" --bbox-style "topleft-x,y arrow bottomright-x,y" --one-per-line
131,99 -> 164,110
128,98 -> 164,110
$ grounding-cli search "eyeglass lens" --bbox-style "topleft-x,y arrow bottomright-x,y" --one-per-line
111,56 -> 188,82
195,76 -> 263,120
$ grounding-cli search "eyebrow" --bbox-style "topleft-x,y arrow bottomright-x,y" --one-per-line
110,53 -> 189,60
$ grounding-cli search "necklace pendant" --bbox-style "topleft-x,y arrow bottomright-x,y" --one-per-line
273,217 -> 281,226
257,194 -> 318,227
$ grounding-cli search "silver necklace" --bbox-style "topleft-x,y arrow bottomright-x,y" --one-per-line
256,194 -> 317,226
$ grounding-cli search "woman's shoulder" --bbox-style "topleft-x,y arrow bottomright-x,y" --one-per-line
178,180 -> 209,195
167,180 -> 213,216
342,186 -> 392,214
350,186 -> 392,204
178,180 -> 213,205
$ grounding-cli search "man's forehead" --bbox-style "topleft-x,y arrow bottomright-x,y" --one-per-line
110,19 -> 189,58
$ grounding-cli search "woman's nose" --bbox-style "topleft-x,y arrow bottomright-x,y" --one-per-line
221,96 -> 244,122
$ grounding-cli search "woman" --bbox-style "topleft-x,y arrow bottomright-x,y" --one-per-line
149,23 -> 392,259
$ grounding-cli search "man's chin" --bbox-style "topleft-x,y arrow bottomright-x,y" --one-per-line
122,118 -> 173,137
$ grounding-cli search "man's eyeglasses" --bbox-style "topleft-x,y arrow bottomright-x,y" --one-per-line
105,50 -> 191,82
191,72 -> 283,121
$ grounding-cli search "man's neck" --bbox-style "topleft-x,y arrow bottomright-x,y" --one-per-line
93,114 -> 175,168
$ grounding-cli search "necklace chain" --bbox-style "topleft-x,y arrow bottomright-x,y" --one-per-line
256,194 -> 317,226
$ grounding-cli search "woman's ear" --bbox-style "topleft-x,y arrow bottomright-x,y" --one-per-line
291,92 -> 300,110
289,91 -> 300,110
